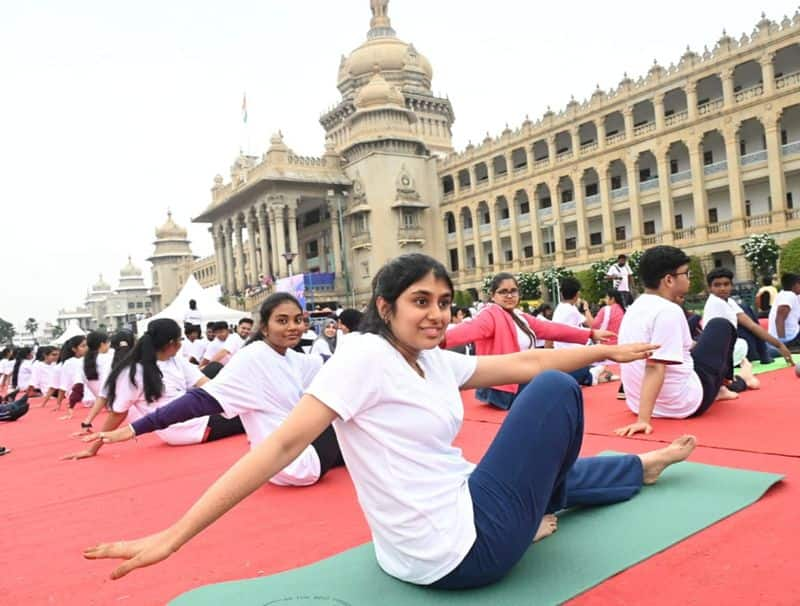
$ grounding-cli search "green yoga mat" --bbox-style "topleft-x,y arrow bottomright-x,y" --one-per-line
751,354 -> 800,375
171,457 -> 782,606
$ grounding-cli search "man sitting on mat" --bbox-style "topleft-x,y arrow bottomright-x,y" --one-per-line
702,268 -> 793,367
615,246 -> 739,437
767,273 -> 800,355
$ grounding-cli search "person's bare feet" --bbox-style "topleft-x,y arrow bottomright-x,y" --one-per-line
717,385 -> 739,400
533,514 -> 558,542
639,435 -> 697,485
738,359 -> 760,390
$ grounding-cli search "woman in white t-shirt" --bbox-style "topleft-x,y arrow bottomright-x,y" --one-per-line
62,319 -> 245,461
85,253 -> 696,589
26,346 -> 59,396
47,336 -> 87,415
86,293 -> 343,486
0,348 -> 14,391
310,319 -> 338,361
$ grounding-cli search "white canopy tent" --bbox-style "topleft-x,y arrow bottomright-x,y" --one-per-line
138,275 -> 247,335
53,320 -> 86,346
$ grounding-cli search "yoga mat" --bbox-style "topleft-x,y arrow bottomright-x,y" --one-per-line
171,457 -> 781,606
751,354 -> 800,375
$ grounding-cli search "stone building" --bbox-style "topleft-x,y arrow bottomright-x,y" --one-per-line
148,212 -> 198,314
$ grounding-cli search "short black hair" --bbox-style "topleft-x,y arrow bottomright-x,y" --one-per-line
639,246 -> 691,289
560,277 -> 581,300
238,317 -> 254,326
339,309 -> 364,333
617,254 -> 627,261
206,321 -> 215,329
213,321 -> 230,332
189,299 -> 197,309
706,267 -> 734,286
780,273 -> 800,291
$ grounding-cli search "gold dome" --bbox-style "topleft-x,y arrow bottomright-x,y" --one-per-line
355,71 -> 405,109
91,273 -> 111,292
120,256 -> 142,278
155,211 -> 188,240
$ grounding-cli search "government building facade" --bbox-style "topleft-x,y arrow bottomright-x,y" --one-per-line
181,3 -> 800,311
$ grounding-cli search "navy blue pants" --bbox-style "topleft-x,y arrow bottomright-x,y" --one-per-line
476,367 -> 594,410
432,371 -> 643,589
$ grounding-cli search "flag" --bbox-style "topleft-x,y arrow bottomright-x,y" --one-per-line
241,93 -> 248,124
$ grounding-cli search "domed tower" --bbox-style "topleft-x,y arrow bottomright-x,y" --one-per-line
84,274 -> 113,329
321,0 -> 454,158
148,211 -> 197,313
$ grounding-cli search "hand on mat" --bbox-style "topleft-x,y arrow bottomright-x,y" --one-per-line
71,428 -> 92,438
61,448 -> 97,461
83,529 -> 179,579
83,425 -> 134,444
614,421 -> 653,437
590,328 -> 616,343
607,343 -> 658,363
777,343 -> 794,366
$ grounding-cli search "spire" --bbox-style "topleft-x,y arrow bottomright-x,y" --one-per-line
368,0 -> 395,39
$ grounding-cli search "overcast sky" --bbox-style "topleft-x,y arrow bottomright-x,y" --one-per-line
1,0 -> 795,329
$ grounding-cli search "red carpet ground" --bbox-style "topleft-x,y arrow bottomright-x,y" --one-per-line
1,367 -> 797,605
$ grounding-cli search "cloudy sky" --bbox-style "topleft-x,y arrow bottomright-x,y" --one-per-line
1,0 -> 795,329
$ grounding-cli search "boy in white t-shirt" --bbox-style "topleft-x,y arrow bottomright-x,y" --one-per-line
606,254 -> 634,306
767,273 -> 800,352
201,322 -> 243,367
616,246 -> 739,437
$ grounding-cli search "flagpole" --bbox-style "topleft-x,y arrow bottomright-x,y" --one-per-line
241,92 -> 248,155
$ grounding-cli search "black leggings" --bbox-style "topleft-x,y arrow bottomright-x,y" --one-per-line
691,318 -> 737,417
203,414 -> 246,442
313,425 -> 345,478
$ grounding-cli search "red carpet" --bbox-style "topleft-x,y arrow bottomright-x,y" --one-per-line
1,373 -> 797,604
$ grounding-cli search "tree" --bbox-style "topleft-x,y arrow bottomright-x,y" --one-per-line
742,234 -> 781,281
516,272 -> 541,300
0,317 -> 15,345
779,237 -> 800,275
688,256 -> 706,295
453,290 -> 473,308
25,317 -> 38,339
541,266 -> 574,302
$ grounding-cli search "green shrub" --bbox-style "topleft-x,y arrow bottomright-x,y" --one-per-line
779,237 -> 800,275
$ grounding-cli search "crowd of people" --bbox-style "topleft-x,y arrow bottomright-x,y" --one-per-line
1,246 -> 799,592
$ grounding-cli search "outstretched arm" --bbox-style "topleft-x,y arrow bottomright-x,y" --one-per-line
62,410 -> 128,460
83,394 -> 338,579
737,312 -> 793,365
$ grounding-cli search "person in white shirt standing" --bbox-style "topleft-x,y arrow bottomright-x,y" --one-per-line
616,246 -> 740,437
183,299 -> 202,331
606,254 -> 634,306
85,253 -> 697,590
767,273 -> 800,353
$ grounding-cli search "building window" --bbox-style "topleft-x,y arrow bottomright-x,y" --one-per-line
361,261 -> 370,278
523,245 -> 534,258
128,302 -> 135,310
446,214 -> 456,233
565,237 -> 577,250
504,249 -> 513,261
500,206 -> 510,220
643,220 -> 656,235
306,240 -> 319,258
708,208 -> 718,224
782,130 -> 788,146
585,183 -> 598,197
561,190 -> 573,203
487,252 -> 494,265
590,232 -> 602,246
402,209 -> 419,228
519,201 -> 530,214
540,196 -> 552,208
745,200 -> 751,217
670,159 -> 679,174
449,249 -> 459,271
787,192 -> 794,209
675,214 -> 683,229
481,211 -> 490,224
136,301 -> 144,309
303,209 -> 321,227
462,213 -> 473,229
544,241 -> 555,255
615,226 -> 626,241
353,213 -> 369,234
740,140 -> 746,156
611,175 -> 622,190
703,150 -> 713,165
639,168 -> 651,182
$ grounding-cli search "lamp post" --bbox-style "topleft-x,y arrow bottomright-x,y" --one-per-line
282,251 -> 297,277
328,189 -> 353,307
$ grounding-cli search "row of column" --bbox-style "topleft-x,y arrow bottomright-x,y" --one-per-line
446,50 -> 779,196
211,198 -> 345,296
445,109 -> 789,272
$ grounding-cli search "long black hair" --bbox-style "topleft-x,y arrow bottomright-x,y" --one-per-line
361,253 -> 454,340
83,331 -> 109,381
487,272 -> 537,346
110,330 -> 136,369
35,345 -> 54,362
58,336 -> 86,364
246,292 -> 304,347
104,319 -> 181,406
606,288 -> 627,311
11,347 -> 32,388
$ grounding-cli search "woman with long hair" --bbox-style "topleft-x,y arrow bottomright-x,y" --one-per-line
26,346 -> 58,397
85,253 -> 695,589
310,318 -> 338,361
62,319 -> 244,459
10,347 -> 33,391
82,331 -> 112,399
442,273 -> 615,409
83,293 -> 344,486
591,289 -> 627,346
52,336 -> 88,417
0,348 -> 14,391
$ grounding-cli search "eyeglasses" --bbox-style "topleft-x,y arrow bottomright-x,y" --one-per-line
670,270 -> 692,279
495,288 -> 520,297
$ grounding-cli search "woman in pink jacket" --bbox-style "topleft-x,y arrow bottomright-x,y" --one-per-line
590,289 -> 627,346
444,273 -> 614,409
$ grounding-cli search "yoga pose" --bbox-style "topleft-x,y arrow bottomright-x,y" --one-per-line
82,294 -> 343,486
85,254 -> 695,589
443,273 -> 615,409
62,319 -> 244,460
615,246 -> 740,437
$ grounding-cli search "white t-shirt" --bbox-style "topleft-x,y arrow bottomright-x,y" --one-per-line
768,290 -> 800,341
83,352 -> 113,399
205,333 -> 243,365
49,362 -> 63,390
109,356 -> 206,445
607,263 -> 633,292
182,338 -> 207,364
618,293 -> 703,418
60,357 -> 84,392
310,338 -> 334,358
203,340 -> 323,485
306,332 -> 479,586
552,302 -> 587,349
701,294 -> 743,328
15,359 -> 33,388
301,329 -> 318,354
183,309 -> 203,326
0,359 -> 12,376
28,360 -> 51,392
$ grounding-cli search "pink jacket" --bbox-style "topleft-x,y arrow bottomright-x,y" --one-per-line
590,303 -> 625,346
442,304 -> 592,393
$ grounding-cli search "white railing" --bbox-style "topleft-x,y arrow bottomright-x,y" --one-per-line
664,110 -> 688,127
639,178 -> 659,192
611,186 -> 629,200
513,165 -> 528,173
556,150 -> 573,163
781,140 -> 800,156
518,213 -> 531,227
776,71 -> 800,90
708,220 -> 732,235
463,228 -> 474,239
741,150 -> 768,166
614,239 -> 632,251
475,180 -> 490,190
561,200 -> 576,212
447,232 -> 456,241
697,98 -> 724,116
479,224 -> 491,234
580,141 -> 598,154
494,173 -> 508,182
745,213 -> 772,228
606,133 -> 625,145
538,207 -> 553,218
633,122 -> 656,136
674,227 -> 695,241
533,158 -> 550,169
585,193 -> 601,206
670,170 -> 692,184
498,218 -> 511,228
704,160 -> 728,176
588,244 -> 605,255
734,83 -> 763,103
786,208 -> 800,221
564,250 -> 578,259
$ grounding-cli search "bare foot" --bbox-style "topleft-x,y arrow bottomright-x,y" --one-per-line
639,435 -> 697,485
716,385 -> 739,401
533,514 -> 558,542
738,359 -> 760,390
